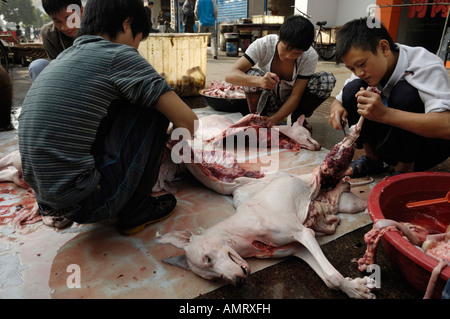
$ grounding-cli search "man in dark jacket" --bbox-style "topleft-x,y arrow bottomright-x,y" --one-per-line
182,0 -> 195,33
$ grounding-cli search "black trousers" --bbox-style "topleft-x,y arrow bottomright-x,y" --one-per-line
40,101 -> 170,224
0,66 -> 12,129
342,79 -> 450,170
244,69 -> 336,123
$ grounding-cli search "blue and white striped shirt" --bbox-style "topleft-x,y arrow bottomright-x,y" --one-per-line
18,35 -> 172,208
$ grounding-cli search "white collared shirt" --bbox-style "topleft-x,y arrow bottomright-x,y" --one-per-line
336,43 -> 450,113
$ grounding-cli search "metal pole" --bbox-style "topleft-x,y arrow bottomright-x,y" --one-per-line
290,6 -> 311,19
437,7 -> 450,56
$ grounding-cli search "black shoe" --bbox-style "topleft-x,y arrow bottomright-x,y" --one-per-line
118,194 -> 177,236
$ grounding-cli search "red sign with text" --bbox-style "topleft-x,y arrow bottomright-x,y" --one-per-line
408,0 -> 449,18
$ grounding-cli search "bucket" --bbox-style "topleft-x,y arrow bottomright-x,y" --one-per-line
225,33 -> 239,57
219,24 -> 234,51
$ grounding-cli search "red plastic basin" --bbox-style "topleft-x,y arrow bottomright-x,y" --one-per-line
368,172 -> 450,298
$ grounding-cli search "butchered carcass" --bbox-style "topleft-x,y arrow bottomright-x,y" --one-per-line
158,118 -> 376,299
165,113 -> 321,194
209,113 -> 320,151
0,150 -> 71,228
274,115 -> 320,151
0,150 -> 40,226
356,220 -> 450,298
356,220 -> 450,270
0,150 -> 28,188
180,148 -> 264,195
319,86 -> 380,188
319,116 -> 363,189
202,81 -> 246,99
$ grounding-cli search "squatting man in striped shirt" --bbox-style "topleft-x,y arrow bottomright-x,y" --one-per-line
18,0 -> 198,235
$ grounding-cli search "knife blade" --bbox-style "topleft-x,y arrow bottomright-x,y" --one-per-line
340,118 -> 346,137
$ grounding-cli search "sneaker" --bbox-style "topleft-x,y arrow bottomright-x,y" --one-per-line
118,194 -> 177,236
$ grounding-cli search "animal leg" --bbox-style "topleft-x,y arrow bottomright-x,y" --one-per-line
42,215 -> 72,229
0,150 -> 22,171
293,244 -> 338,290
338,191 -> 367,214
294,227 -> 375,299
0,166 -> 20,183
0,150 -> 28,188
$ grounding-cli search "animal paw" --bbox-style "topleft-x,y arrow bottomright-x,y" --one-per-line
341,276 -> 376,299
42,215 -> 72,229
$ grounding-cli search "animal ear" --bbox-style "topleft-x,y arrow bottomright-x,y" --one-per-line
296,114 -> 305,126
162,254 -> 190,271
157,230 -> 193,249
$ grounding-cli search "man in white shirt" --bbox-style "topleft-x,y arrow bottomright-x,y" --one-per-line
226,15 -> 335,126
329,18 -> 450,177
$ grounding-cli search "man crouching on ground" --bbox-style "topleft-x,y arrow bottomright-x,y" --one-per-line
18,0 -> 197,235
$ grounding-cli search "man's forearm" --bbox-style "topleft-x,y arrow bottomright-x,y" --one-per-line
381,108 -> 450,140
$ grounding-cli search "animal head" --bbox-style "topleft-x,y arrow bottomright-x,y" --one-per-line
277,115 -> 321,151
157,230 -> 250,285
293,115 -> 321,151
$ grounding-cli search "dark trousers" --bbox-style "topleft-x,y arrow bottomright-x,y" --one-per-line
258,88 -> 328,123
342,79 -> 450,170
184,25 -> 194,33
247,70 -> 336,123
0,66 -> 12,129
44,101 -> 169,224
290,89 -> 328,123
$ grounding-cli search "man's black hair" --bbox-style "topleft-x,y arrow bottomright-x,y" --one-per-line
78,0 -> 150,41
335,17 -> 399,63
42,0 -> 82,15
279,15 -> 314,52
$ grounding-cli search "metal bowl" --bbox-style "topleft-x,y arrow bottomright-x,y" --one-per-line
202,94 -> 250,115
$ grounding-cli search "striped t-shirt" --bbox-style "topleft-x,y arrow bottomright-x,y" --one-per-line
18,35 -> 172,208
